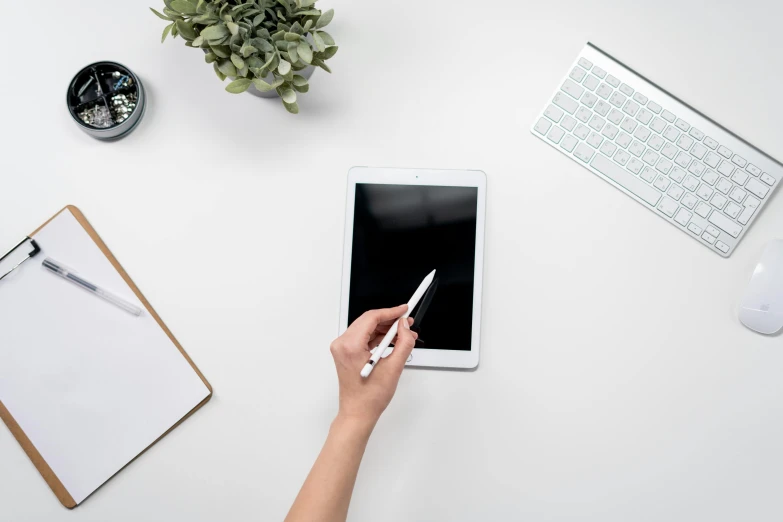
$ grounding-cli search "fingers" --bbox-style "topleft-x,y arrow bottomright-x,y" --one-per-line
352,305 -> 408,336
388,317 -> 417,370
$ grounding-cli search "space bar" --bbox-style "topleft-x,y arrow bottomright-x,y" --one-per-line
591,155 -> 662,206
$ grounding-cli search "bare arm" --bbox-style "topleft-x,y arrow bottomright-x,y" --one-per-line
285,306 -> 417,522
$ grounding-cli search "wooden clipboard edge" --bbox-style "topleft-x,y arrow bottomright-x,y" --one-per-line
0,205 -> 212,509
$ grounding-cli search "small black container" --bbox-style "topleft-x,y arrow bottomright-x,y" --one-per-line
67,61 -> 146,140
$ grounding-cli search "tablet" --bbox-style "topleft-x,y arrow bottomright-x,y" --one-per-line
340,167 -> 486,370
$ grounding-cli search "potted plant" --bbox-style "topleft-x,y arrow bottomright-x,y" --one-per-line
151,0 -> 338,114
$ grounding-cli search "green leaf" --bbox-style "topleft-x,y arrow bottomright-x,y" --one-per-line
171,0 -> 198,15
213,62 -> 226,81
226,78 -> 252,93
280,88 -> 297,104
292,83 -> 309,93
246,56 -> 264,69
253,13 -> 266,26
299,0 -> 317,7
290,22 -> 304,35
252,78 -> 275,92
230,53 -> 245,69
313,58 -> 331,73
278,59 -> 292,75
269,78 -> 285,89
252,38 -> 275,53
284,32 -> 301,42
288,42 -> 299,63
217,59 -> 237,77
297,41 -> 313,64
317,45 -> 337,60
292,74 -> 308,87
315,9 -> 334,29
192,13 -> 218,24
303,20 -> 313,32
200,24 -> 229,40
163,7 -> 183,19
283,101 -> 299,114
175,20 -> 196,40
192,35 -> 204,47
227,22 -> 239,35
150,8 -> 172,21
204,52 -> 217,63
312,31 -> 325,52
318,31 -> 335,46
210,45 -> 231,58
296,10 -> 321,16
161,23 -> 174,43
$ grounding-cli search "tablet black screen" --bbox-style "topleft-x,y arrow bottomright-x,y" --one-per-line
348,183 -> 478,351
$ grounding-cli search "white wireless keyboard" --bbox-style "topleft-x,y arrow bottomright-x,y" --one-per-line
532,43 -> 781,257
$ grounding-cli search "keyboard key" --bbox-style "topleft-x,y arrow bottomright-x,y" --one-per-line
669,167 -> 686,183
761,173 -> 776,186
716,178 -> 732,194
609,91 -> 627,108
601,123 -> 619,140
583,75 -> 600,91
657,197 -> 678,217
648,134 -> 664,151
616,132 -> 632,149
619,83 -> 634,96
643,150 -> 660,165
717,161 -> 734,177
702,170 -> 718,185
730,187 -> 747,204
687,222 -> 703,235
608,109 -> 624,125
633,92 -> 648,105
703,136 -> 718,149
640,167 -> 657,183
574,124 -> 590,140
737,206 -> 756,225
682,193 -> 698,210
696,184 -> 713,200
574,142 -> 595,162
647,101 -> 662,114
661,110 -> 676,123
650,117 -> 667,134
633,126 -> 651,142
576,106 -> 592,123
702,232 -> 716,245
655,159 -> 673,174
717,145 -> 732,158
588,115 -> 606,131
695,201 -> 712,218
724,202 -> 742,219
623,100 -> 640,117
553,92 -> 579,114
592,66 -> 607,78
661,142 -> 678,160
715,241 -> 730,254
689,127 -> 705,140
596,83 -> 613,100
682,175 -> 699,192
587,132 -> 603,148
703,151 -> 721,169
706,225 -> 721,238
569,67 -> 586,82
627,157 -> 644,174
544,104 -> 564,122
732,154 -> 747,167
746,164 -> 761,176
594,100 -> 611,117
731,170 -> 749,186
710,193 -> 728,210
744,196 -> 760,208
581,92 -> 598,108
578,57 -> 593,70
746,179 -> 770,199
561,115 -> 577,131
591,154 -> 662,206
614,149 -> 630,166
635,108 -> 653,125
690,143 -> 707,160
663,126 -> 680,142
562,79 -> 585,100
534,118 -> 552,135
674,208 -> 692,226
620,117 -> 638,133
675,118 -> 690,132
560,134 -> 578,152
600,140 -> 617,157
606,75 -> 621,88
674,151 -> 692,168
688,161 -> 706,177
668,184 -> 685,201
709,212 -> 742,238
677,135 -> 694,150
547,126 -> 565,144
628,140 -> 645,157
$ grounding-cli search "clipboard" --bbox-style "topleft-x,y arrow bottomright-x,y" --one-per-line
0,206 -> 212,508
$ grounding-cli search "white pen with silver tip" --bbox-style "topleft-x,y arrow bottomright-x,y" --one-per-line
360,269 -> 436,379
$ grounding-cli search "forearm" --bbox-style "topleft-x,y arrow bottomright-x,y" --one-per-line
285,416 -> 375,522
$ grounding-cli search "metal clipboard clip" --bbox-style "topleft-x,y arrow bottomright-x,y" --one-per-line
0,237 -> 41,283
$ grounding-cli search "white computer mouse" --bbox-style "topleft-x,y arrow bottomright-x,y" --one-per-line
739,239 -> 783,335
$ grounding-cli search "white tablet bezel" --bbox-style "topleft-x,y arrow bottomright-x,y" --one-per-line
339,167 -> 486,370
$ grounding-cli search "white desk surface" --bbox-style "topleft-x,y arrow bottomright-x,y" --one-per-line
2,0 -> 782,520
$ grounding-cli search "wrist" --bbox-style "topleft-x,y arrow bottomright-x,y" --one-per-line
332,413 -> 377,441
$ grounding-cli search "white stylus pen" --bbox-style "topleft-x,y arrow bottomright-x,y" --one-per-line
42,258 -> 143,317
360,270 -> 436,378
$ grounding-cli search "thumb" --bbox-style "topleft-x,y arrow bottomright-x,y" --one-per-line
388,317 -> 416,370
